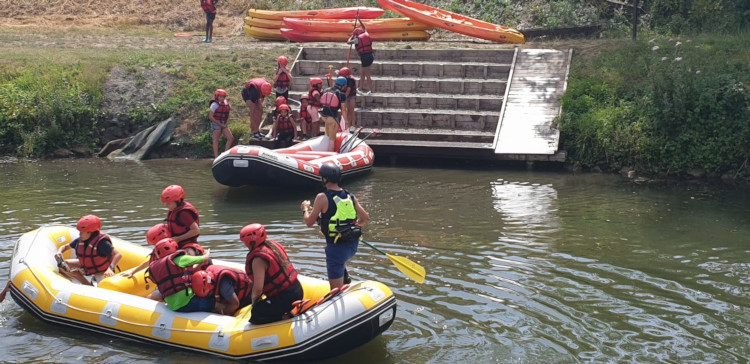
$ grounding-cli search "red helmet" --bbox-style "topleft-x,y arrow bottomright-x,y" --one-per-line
260,82 -> 272,96
310,77 -> 323,86
161,185 -> 185,203
278,104 -> 290,112
214,89 -> 227,98
240,223 -> 267,250
353,28 -> 364,36
146,223 -> 171,245
76,214 -> 101,233
275,96 -> 287,107
277,55 -> 288,66
153,238 -> 178,259
191,270 -> 216,298
339,67 -> 351,77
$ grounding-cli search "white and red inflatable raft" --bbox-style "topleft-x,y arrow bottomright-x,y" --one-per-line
212,132 -> 374,188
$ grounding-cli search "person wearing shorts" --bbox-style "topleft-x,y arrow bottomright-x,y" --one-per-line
301,164 -> 371,289
200,0 -> 217,43
347,20 -> 375,94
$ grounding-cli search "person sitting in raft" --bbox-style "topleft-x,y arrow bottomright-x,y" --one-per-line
241,223 -> 303,324
120,223 -> 171,279
192,265 -> 253,316
271,104 -> 297,149
161,184 -> 205,256
54,214 -> 123,286
146,238 -> 215,312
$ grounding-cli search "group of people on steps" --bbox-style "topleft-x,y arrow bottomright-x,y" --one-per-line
52,163 -> 370,325
206,15 -> 376,157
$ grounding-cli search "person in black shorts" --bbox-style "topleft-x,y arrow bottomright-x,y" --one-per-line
347,20 -> 375,94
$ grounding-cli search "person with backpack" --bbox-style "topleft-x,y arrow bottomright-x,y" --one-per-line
200,0 -> 217,43
319,77 -> 347,152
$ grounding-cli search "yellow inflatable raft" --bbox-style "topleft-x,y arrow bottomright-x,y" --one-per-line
8,226 -> 396,361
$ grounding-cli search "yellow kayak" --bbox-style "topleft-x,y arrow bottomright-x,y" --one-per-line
243,25 -> 285,41
248,6 -> 385,20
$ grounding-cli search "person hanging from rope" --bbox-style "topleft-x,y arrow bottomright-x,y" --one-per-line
301,163 -> 370,289
347,16 -> 375,94
54,215 -> 122,286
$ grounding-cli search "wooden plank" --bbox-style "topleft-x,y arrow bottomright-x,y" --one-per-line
494,48 -> 569,155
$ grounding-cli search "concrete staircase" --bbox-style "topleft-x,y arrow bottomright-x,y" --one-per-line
289,47 -> 516,159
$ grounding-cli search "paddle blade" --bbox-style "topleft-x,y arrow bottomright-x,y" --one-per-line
386,253 -> 426,283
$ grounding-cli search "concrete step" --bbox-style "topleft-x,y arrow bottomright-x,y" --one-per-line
301,47 -> 516,63
294,60 -> 511,79
357,127 -> 495,143
290,76 -> 507,95
357,108 -> 499,132
355,92 -> 503,112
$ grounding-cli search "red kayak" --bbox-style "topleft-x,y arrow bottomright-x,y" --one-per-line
282,17 -> 434,33
377,0 -> 525,43
280,28 -> 430,43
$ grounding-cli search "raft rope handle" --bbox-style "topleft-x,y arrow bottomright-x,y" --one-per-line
17,227 -> 371,334
20,259 -> 370,334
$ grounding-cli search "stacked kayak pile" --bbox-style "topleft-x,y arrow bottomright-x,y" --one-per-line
243,6 -> 432,42
244,1 -> 524,44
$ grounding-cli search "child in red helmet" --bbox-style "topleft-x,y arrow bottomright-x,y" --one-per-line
55,214 -> 123,285
160,185 -> 202,252
307,77 -> 324,137
298,95 -> 312,140
347,19 -> 375,94
147,238 -> 214,312
272,103 -> 297,149
338,67 -> 358,129
273,55 -> 293,103
241,223 -> 302,324
209,88 -> 234,158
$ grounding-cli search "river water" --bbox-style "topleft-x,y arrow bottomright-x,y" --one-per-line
1,158 -> 748,363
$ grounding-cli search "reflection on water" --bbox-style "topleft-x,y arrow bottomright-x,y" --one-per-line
1,159 -> 749,363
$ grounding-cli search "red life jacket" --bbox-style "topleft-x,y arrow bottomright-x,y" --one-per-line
245,78 -> 268,92
245,240 -> 297,298
210,99 -> 230,122
356,32 -> 373,55
75,232 -> 114,275
277,115 -> 295,134
147,251 -> 193,297
299,108 -> 312,123
308,88 -> 322,108
275,72 -> 290,88
206,265 -> 252,303
166,201 -> 200,247
200,0 -> 216,13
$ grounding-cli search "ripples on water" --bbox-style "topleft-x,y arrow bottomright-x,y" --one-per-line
1,159 -> 749,363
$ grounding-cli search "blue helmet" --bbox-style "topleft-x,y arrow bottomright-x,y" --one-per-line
335,77 -> 347,86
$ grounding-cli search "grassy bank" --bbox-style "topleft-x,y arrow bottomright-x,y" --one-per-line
560,32 -> 750,179
0,34 -> 296,156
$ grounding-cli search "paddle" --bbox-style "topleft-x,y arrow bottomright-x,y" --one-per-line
361,240 -> 425,283
226,294 -> 266,332
346,11 -> 359,67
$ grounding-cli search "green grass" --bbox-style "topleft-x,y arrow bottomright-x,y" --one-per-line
560,32 -> 750,177
0,41 -> 297,157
